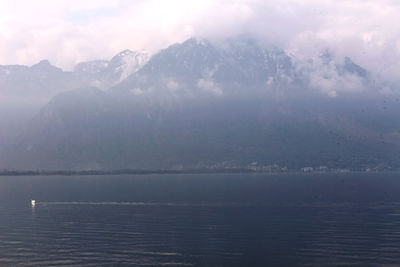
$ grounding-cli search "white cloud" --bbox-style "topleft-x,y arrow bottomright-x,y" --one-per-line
0,0 -> 399,84
130,88 -> 144,95
327,90 -> 337,98
266,77 -> 274,86
197,79 -> 223,96
307,56 -> 366,96
167,80 -> 180,91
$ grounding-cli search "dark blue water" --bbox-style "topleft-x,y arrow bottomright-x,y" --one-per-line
1,173 -> 400,266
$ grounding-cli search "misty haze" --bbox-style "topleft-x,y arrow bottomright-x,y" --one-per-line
2,37 -> 399,172
1,1 -> 400,266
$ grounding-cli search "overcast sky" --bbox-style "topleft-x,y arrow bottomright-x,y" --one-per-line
0,0 -> 399,80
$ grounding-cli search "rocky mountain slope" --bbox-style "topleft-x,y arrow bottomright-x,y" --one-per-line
2,37 -> 399,171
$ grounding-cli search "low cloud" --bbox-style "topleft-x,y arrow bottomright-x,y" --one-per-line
130,88 -> 144,95
0,0 -> 399,84
306,56 -> 366,96
166,80 -> 180,91
197,79 -> 223,96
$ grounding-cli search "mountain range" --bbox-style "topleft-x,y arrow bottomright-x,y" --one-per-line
1,37 -> 399,171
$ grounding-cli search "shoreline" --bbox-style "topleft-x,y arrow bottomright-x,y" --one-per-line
0,169 -> 398,177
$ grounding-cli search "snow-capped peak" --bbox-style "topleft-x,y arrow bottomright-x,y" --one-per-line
110,49 -> 150,81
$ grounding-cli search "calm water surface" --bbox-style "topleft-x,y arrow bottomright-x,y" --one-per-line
1,173 -> 400,266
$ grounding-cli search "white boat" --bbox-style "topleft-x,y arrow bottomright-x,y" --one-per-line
31,200 -> 36,207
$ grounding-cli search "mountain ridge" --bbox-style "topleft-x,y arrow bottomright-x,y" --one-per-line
2,37 -> 399,171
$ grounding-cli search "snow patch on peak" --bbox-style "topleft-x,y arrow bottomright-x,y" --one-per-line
117,49 -> 134,58
112,50 -> 150,81
183,37 -> 211,48
74,60 -> 109,74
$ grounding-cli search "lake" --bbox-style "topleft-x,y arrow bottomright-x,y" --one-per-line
1,173 -> 400,266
